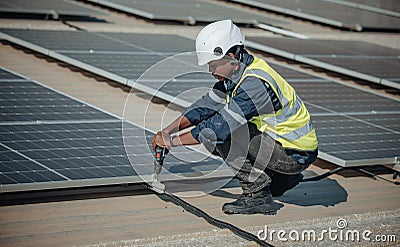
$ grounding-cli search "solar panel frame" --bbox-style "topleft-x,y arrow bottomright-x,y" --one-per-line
1,29 -> 400,168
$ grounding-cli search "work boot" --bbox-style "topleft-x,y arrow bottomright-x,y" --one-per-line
269,173 -> 303,197
222,187 -> 276,215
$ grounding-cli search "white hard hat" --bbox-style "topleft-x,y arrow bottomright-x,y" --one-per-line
195,19 -> 245,66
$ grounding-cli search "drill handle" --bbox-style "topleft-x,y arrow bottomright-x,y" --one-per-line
154,145 -> 166,163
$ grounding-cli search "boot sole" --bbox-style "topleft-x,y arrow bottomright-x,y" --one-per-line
223,204 -> 277,215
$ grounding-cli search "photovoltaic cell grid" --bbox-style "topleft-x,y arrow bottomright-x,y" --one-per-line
248,38 -> 400,56
230,0 -> 400,31
1,29 -> 399,167
313,114 -> 400,166
0,29 -> 215,104
2,29 -> 196,53
288,81 -> 400,115
101,32 -> 198,53
0,80 -> 114,122
84,0 -> 287,26
0,68 -> 25,81
0,0 -> 107,18
0,68 -> 225,193
284,77 -> 400,167
0,121 -> 223,192
246,37 -> 400,90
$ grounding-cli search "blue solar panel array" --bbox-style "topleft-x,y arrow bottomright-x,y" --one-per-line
246,37 -> 400,90
0,29 -> 399,169
0,68 -> 225,193
84,0 -> 286,26
0,0 -> 108,18
230,0 -> 400,31
0,29 -> 214,105
0,80 -> 113,122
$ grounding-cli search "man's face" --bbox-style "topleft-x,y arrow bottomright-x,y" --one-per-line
208,54 -> 236,82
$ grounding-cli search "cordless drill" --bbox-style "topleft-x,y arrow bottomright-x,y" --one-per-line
150,145 -> 166,193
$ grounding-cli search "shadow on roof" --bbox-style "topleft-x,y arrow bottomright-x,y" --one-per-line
210,171 -> 348,208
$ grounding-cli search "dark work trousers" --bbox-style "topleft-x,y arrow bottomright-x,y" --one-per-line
215,123 -> 310,194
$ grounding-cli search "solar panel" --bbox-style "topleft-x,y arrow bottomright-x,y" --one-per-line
1,29 -> 400,168
0,29 -> 144,52
0,29 -> 215,104
84,0 -> 287,26
0,121 -> 227,192
101,32 -> 196,53
325,0 -> 400,18
0,80 -> 115,122
315,57 -> 400,80
0,145 -> 67,184
0,69 -> 228,193
0,68 -> 26,81
230,0 -> 400,31
0,0 -> 107,18
248,38 -> 400,57
268,64 -> 321,81
289,81 -> 400,115
246,37 -> 400,90
313,113 -> 400,166
60,53 -> 166,79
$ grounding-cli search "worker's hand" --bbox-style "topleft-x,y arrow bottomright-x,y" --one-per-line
151,131 -> 171,151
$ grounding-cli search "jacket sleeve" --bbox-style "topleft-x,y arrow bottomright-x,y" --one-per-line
191,77 -> 278,142
183,81 -> 226,125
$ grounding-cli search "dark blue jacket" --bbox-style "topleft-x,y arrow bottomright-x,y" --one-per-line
184,52 -> 317,165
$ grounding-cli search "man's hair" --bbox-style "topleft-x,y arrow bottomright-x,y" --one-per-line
226,45 -> 244,62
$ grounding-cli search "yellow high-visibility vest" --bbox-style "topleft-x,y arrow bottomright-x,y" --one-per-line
227,57 -> 318,151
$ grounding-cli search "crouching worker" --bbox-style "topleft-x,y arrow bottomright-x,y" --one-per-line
151,19 -> 318,214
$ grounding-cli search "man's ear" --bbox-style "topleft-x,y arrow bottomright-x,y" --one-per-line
227,52 -> 239,68
227,52 -> 235,59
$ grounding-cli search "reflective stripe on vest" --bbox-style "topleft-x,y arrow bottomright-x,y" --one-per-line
227,57 -> 318,151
